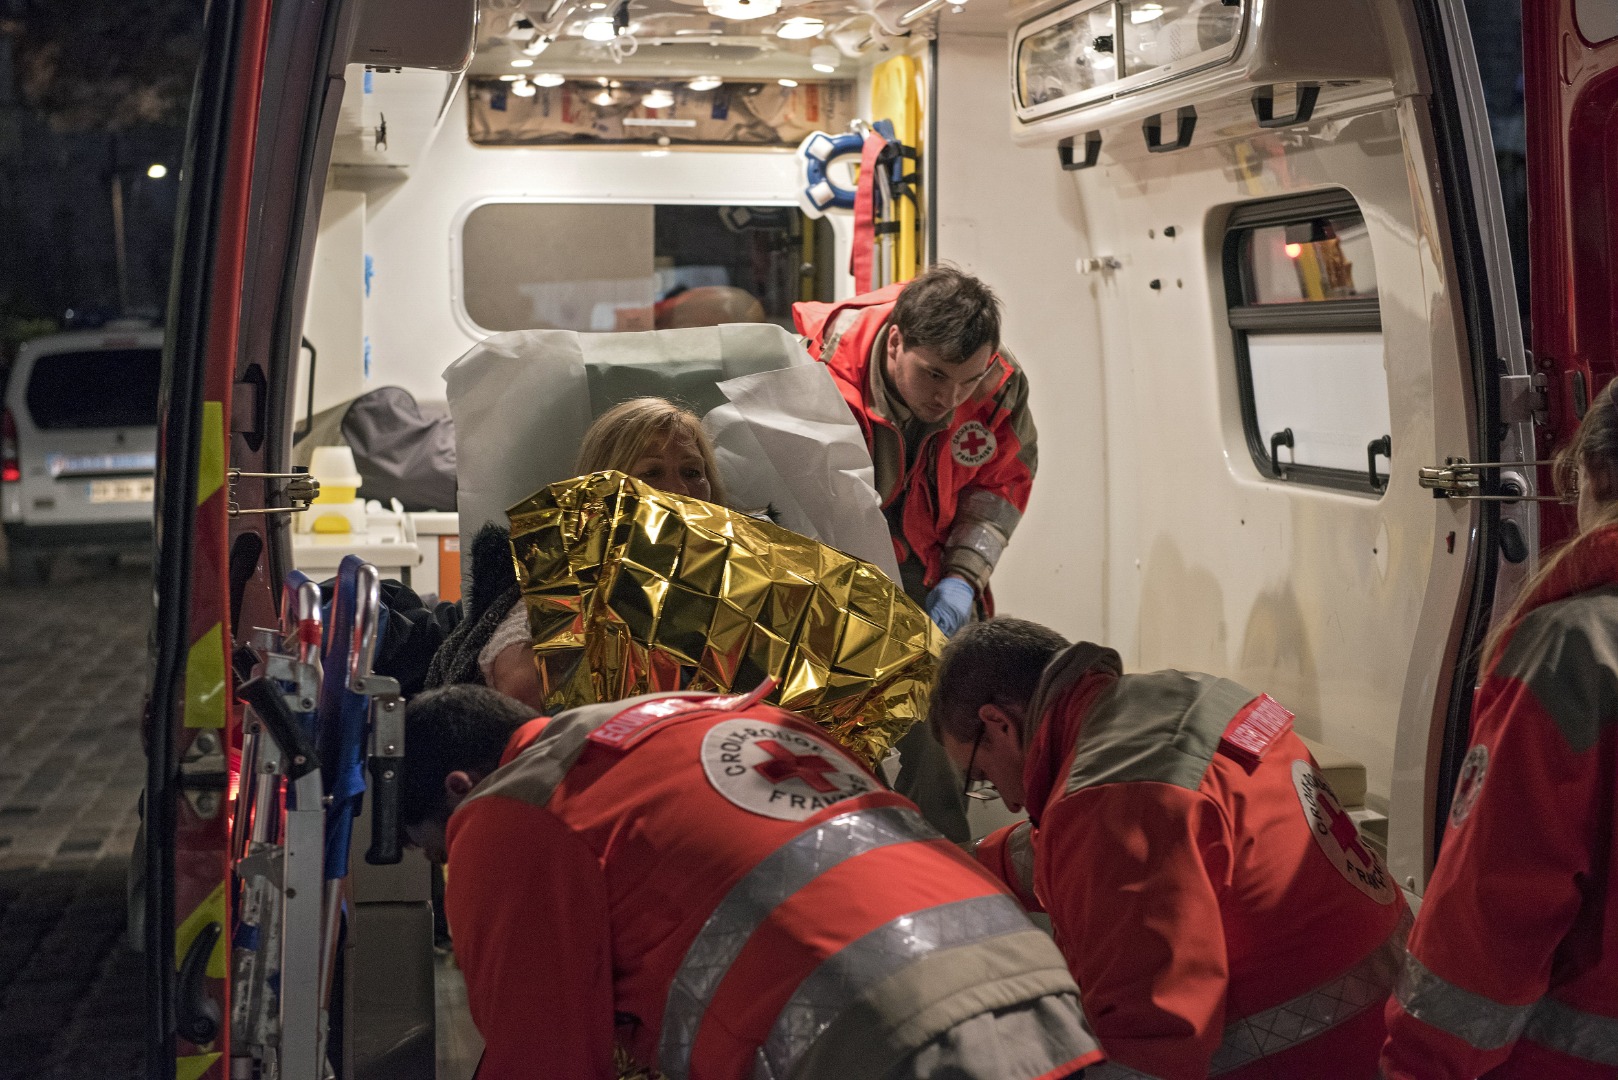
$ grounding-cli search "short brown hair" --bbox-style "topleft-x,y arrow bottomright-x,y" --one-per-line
575,396 -> 728,506
892,264 -> 1003,364
928,617 -> 1069,742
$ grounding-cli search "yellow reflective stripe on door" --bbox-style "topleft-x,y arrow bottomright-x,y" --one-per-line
184,623 -> 227,729
196,400 -> 224,506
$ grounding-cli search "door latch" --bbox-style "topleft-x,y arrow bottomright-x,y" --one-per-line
227,468 -> 320,517
1418,458 -> 1567,502
1498,372 -> 1548,427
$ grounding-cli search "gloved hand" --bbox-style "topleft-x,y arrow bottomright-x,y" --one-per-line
925,575 -> 975,637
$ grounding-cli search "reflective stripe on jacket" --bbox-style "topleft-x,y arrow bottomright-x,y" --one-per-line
445,692 -> 1102,1080
792,286 -> 1037,597
1381,525 -> 1618,1080
1008,643 -> 1409,1080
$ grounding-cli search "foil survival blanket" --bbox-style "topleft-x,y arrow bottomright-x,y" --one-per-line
507,470 -> 943,766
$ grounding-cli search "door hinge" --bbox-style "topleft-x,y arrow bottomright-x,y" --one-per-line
227,468 -> 319,517
1499,372 -> 1549,427
1418,458 -> 1566,502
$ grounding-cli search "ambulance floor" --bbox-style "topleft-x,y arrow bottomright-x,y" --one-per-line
0,559 -> 149,1080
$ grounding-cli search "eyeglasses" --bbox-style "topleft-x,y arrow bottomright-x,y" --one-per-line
961,725 -> 1000,802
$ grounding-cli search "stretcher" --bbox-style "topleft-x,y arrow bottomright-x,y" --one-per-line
230,556 -> 413,1080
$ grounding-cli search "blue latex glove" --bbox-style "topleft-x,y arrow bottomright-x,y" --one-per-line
926,575 -> 975,637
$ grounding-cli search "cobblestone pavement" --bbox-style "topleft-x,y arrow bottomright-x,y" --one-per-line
0,562 -> 150,1080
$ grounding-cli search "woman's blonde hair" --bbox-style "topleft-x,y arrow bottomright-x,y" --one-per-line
1482,377 -> 1618,669
575,396 -> 728,506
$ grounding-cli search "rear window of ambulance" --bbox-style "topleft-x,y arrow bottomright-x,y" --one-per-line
24,348 -> 161,429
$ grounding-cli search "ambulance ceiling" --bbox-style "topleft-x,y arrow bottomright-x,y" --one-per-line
470,0 -> 1003,79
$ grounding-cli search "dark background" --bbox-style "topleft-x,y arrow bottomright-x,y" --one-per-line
0,0 -> 202,366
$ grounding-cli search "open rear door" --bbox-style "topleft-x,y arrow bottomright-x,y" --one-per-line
146,0 -> 354,1076
1524,0 -> 1618,537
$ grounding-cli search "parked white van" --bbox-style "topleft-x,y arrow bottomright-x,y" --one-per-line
1,322 -> 162,579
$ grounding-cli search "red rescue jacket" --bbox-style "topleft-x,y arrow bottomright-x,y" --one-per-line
445,691 -> 1100,1080
1381,524 -> 1618,1080
793,285 -> 1036,598
974,644 -> 1410,1080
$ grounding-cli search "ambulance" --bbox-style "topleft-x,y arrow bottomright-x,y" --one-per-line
140,0 -> 1611,1075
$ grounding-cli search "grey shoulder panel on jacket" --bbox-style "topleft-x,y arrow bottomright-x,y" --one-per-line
1065,671 -> 1257,794
1494,586 -> 1618,752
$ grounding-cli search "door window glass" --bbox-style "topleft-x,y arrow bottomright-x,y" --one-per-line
460,202 -> 834,335
25,348 -> 162,429
1224,192 -> 1390,493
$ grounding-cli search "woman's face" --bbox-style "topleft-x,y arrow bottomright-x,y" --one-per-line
629,432 -> 712,501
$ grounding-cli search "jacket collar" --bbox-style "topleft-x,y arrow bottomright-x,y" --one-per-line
1021,642 -> 1123,824
1490,523 -> 1618,670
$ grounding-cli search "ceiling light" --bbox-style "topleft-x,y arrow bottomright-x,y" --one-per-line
810,45 -> 840,72
592,89 -> 615,106
147,163 -> 168,179
688,75 -> 722,91
642,88 -> 675,109
511,57 -> 534,67
1130,2 -> 1164,23
499,74 -> 521,81
511,78 -> 538,97
582,17 -> 617,40
778,78 -> 798,88
775,16 -> 824,38
703,0 -> 781,21
533,72 -> 566,87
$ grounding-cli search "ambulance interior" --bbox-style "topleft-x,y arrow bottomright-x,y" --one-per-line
258,0 -> 1535,1068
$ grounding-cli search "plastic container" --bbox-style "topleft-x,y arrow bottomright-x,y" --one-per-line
303,446 -> 365,533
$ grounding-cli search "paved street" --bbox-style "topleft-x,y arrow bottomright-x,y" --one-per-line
0,560 -> 149,1080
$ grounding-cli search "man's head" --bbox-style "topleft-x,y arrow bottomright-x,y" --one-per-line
928,617 -> 1069,811
885,265 -> 1004,424
400,684 -> 537,863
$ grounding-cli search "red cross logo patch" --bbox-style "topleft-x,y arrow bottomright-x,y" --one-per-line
950,421 -> 997,467
1292,759 -> 1397,904
1448,743 -> 1488,827
701,718 -> 877,821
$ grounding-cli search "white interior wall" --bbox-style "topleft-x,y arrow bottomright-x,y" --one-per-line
933,30 -> 1111,647
301,189 -> 368,415
337,82 -> 848,404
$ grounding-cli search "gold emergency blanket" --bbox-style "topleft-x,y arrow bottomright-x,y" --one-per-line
508,471 -> 943,766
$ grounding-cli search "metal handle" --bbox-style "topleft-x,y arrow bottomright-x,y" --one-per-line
1270,428 -> 1294,478
349,564 -> 383,692
1367,435 -> 1392,491
1058,132 -> 1102,171
176,921 -> 223,1046
237,677 -> 321,781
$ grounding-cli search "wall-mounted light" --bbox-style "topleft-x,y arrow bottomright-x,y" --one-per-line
511,78 -> 538,97
778,78 -> 798,88
809,45 -> 840,72
775,16 -> 824,38
582,17 -> 617,40
688,75 -> 722,91
533,72 -> 566,87
147,163 -> 168,179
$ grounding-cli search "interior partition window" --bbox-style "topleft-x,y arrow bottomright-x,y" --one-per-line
1223,189 -> 1391,495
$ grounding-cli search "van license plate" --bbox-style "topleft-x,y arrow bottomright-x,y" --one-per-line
89,478 -> 154,503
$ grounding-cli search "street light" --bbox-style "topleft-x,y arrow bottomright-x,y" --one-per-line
147,163 -> 168,179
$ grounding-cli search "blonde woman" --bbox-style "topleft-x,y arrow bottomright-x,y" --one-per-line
425,398 -> 725,710
1382,378 -> 1618,1078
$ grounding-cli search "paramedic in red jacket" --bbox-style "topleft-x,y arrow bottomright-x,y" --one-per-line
794,265 -> 1037,843
930,618 -> 1411,1080
400,683 -> 1103,1080
1381,379 -> 1618,1079
793,264 -> 1036,633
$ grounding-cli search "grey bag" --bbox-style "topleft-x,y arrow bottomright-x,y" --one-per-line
339,386 -> 458,512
